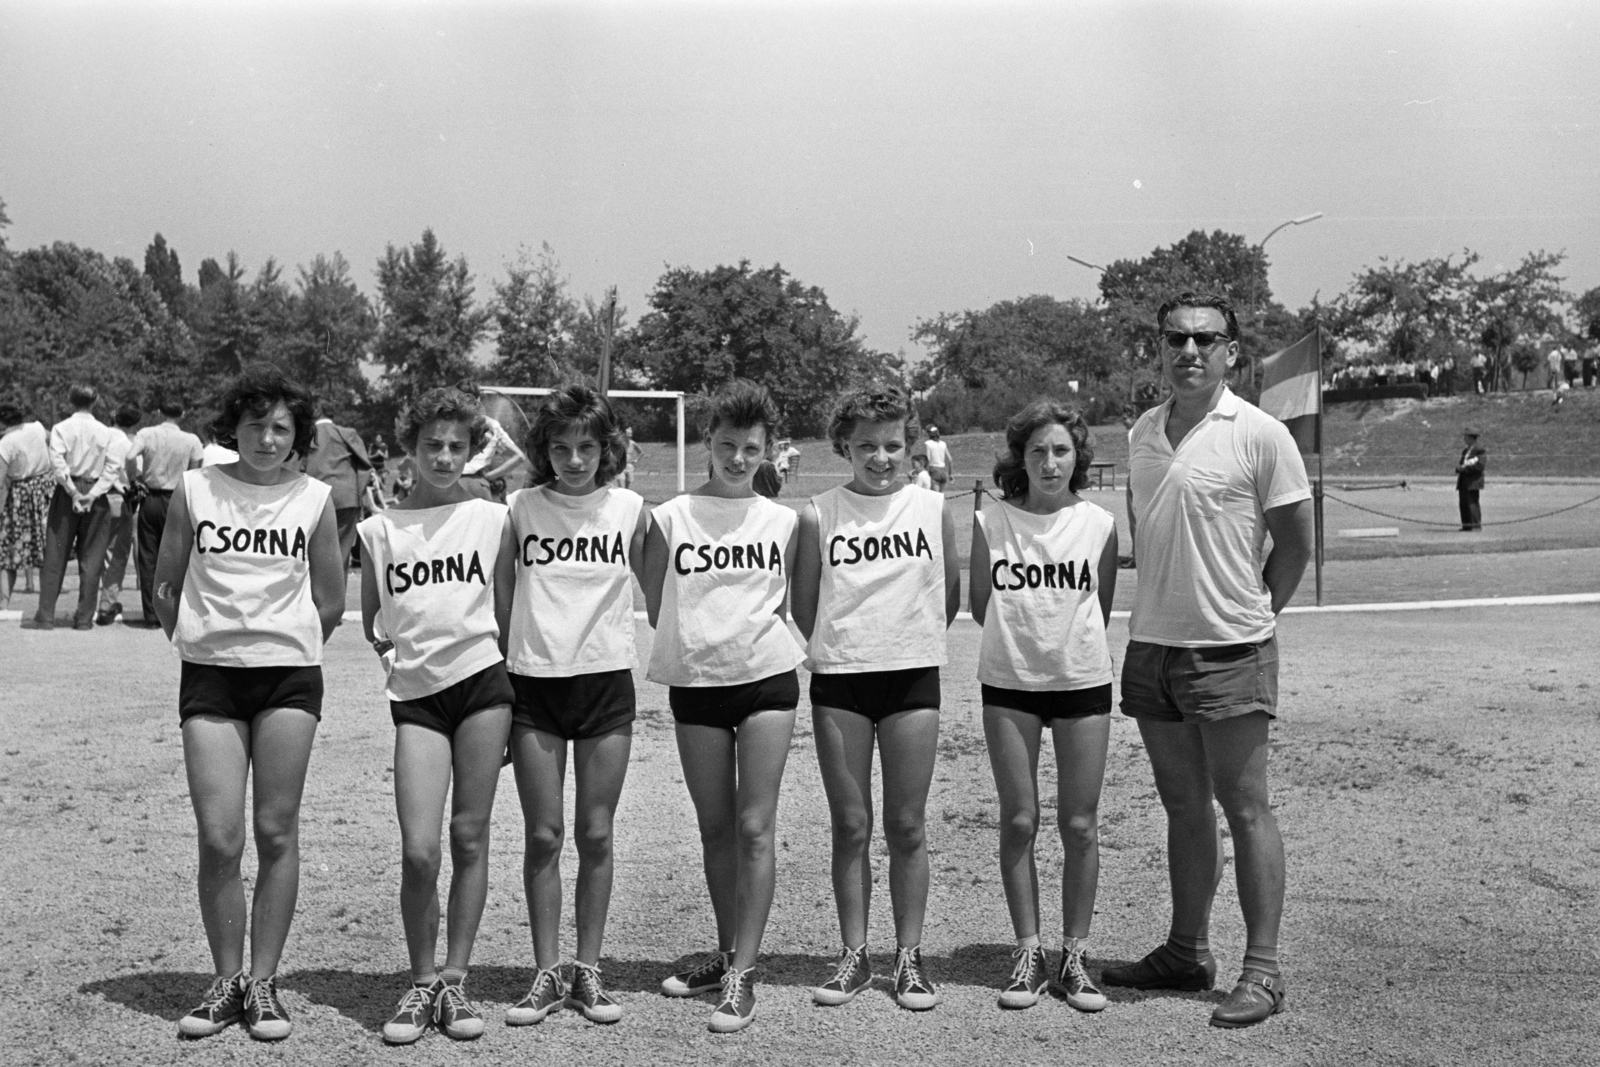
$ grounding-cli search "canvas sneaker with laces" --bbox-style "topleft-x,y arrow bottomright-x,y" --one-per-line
892,946 -> 940,1011
506,967 -> 566,1025
661,950 -> 730,997
565,961 -> 623,1024
812,944 -> 872,1006
1054,945 -> 1107,1012
177,972 -> 246,1038
381,983 -> 436,1045
433,980 -> 485,1040
708,966 -> 756,1033
997,944 -> 1049,1009
243,974 -> 292,1041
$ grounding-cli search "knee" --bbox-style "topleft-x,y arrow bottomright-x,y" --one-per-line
882,810 -> 927,856
525,820 -> 564,862
197,827 -> 246,871
252,814 -> 298,862
573,817 -> 614,864
449,815 -> 490,867
999,806 -> 1039,849
1216,792 -> 1274,836
401,839 -> 443,882
1060,810 -> 1099,853
830,810 -> 872,853
735,812 -> 775,856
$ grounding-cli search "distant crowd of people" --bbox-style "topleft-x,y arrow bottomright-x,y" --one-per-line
1330,357 -> 1457,396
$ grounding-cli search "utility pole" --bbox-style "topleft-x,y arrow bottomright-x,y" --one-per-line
597,286 -> 617,396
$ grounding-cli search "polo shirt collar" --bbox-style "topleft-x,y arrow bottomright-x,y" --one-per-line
1155,385 -> 1241,434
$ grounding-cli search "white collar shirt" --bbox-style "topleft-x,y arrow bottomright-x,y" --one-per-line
48,411 -> 120,496
1127,387 -> 1310,646
128,422 -> 205,491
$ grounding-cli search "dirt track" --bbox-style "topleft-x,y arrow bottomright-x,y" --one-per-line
3,601 -> 1597,1066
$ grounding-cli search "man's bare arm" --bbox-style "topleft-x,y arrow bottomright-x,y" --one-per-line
1263,498 -> 1314,615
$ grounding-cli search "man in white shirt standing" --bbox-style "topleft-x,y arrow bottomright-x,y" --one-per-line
29,384 -> 121,630
126,400 -> 204,627
93,404 -> 143,625
1102,293 -> 1313,1029
919,425 -> 952,492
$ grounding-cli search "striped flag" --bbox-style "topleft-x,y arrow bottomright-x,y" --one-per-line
1258,328 -> 1322,452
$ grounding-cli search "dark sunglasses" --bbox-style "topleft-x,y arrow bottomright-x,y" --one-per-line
1162,330 -> 1233,351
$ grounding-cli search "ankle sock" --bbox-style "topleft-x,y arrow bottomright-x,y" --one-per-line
1164,931 -> 1212,966
413,972 -> 440,988
1062,937 -> 1087,957
1016,934 -> 1041,952
1242,944 -> 1281,977
441,967 -> 467,986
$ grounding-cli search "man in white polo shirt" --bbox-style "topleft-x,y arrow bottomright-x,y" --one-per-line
1102,293 -> 1312,1029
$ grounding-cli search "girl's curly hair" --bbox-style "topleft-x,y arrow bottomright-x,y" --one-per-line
826,384 -> 921,458
395,387 -> 490,457
702,379 -> 781,453
992,399 -> 1093,499
210,363 -> 316,460
525,382 -> 628,488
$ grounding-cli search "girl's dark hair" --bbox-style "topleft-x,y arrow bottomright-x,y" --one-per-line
210,363 -> 316,459
395,387 -> 490,457
827,384 -> 921,458
0,402 -> 25,426
702,379 -> 780,453
525,382 -> 627,488
114,404 -> 143,429
993,399 -> 1093,499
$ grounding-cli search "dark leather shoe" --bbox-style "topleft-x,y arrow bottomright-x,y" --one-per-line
95,602 -> 122,626
21,616 -> 55,631
1101,947 -> 1216,991
1209,970 -> 1286,1028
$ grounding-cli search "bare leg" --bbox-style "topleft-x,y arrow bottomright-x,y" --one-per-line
245,707 -> 319,978
182,715 -> 252,976
393,724 -> 453,979
571,726 -> 632,966
675,723 -> 739,952
729,709 -> 797,969
511,725 -> 567,972
1136,719 -> 1223,940
983,705 -> 1044,940
1,566 -> 14,608
442,705 -> 512,972
876,707 -> 939,948
812,706 -> 877,947
1201,713 -> 1283,951
1051,713 -> 1110,940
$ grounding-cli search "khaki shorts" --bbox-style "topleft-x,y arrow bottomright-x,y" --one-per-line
1119,636 -> 1278,723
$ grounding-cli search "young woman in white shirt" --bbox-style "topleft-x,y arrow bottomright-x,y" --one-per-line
642,381 -> 804,1033
791,386 -> 961,1012
970,400 -> 1118,1013
357,389 -> 514,1044
494,384 -> 648,1027
151,364 -> 345,1042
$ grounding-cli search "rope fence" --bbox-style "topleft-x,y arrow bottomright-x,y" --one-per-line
1322,489 -> 1600,528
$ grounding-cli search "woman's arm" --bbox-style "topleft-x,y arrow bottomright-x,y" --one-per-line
151,478 -> 196,640
790,504 -> 822,640
969,511 -> 992,626
493,514 -> 518,659
307,498 -> 347,641
777,524 -> 799,621
1096,526 -> 1119,626
941,500 -> 961,627
358,536 -> 384,648
640,519 -> 668,629
629,505 -> 651,588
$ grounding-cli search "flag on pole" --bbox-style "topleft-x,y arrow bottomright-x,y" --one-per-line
1258,328 -> 1322,453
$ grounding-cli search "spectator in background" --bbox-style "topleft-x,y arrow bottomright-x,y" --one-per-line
909,453 -> 933,490
1547,347 -> 1563,390
1470,352 -> 1489,394
752,456 -> 783,498
1563,347 -> 1581,386
127,399 -> 203,628
620,426 -> 644,489
460,413 -> 527,502
778,440 -> 801,485
94,404 -> 144,625
1583,346 -> 1599,388
921,425 -> 952,491
201,428 -> 238,467
0,402 -> 53,611
304,413 -> 373,571
29,384 -> 120,630
1455,428 -> 1487,531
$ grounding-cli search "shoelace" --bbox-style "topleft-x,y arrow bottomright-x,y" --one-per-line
434,983 -> 472,1019
682,952 -> 727,984
245,976 -> 280,1018
893,948 -> 928,991
1007,946 -> 1040,987
1061,949 -> 1094,989
718,966 -> 752,1008
393,984 -> 433,1017
195,974 -> 241,1013
827,946 -> 864,987
529,967 -> 562,1001
572,963 -> 612,1004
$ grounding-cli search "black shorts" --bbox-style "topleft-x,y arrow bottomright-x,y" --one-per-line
670,670 -> 801,730
511,668 -> 636,741
809,666 -> 940,723
179,662 -> 324,724
982,682 -> 1113,720
391,662 -> 515,737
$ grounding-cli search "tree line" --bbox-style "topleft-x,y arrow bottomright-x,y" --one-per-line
2,194 -> 1594,442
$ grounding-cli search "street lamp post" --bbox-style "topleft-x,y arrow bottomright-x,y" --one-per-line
1068,255 -> 1138,409
1251,212 -> 1323,386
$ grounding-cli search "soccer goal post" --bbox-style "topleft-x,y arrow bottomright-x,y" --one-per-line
480,386 -> 688,492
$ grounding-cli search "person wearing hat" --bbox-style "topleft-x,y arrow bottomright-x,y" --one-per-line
1455,429 -> 1486,532
920,425 -> 951,492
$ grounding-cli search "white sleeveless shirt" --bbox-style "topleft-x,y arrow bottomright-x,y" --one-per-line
806,485 -> 947,673
505,484 -> 644,677
357,499 -> 507,701
976,499 -> 1114,691
646,494 -> 804,687
173,466 -> 332,667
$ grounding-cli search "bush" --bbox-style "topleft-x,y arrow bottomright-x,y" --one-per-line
916,372 -> 1121,431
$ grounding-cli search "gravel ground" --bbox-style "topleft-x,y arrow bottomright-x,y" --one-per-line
3,599 -> 1598,1066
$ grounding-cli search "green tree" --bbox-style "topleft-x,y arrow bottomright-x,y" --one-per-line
372,229 -> 489,401
911,295 -> 1117,389
488,243 -> 580,387
1575,285 -> 1600,344
1471,251 -> 1569,391
189,251 -> 261,380
143,233 -> 186,317
283,252 -> 375,421
636,261 -> 899,438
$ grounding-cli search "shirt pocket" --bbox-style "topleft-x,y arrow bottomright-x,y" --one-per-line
1183,470 -> 1238,523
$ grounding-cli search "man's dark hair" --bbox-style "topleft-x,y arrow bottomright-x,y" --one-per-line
114,404 -> 143,429
395,387 -> 490,457
1156,292 -> 1240,341
993,399 -> 1094,499
159,400 -> 185,419
210,363 -> 317,459
69,384 -> 97,409
0,402 -> 25,427
525,382 -> 628,488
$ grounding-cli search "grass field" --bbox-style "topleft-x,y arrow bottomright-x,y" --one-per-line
4,600 -> 1598,1066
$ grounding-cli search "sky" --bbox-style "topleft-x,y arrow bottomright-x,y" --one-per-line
2,0 -> 1597,360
